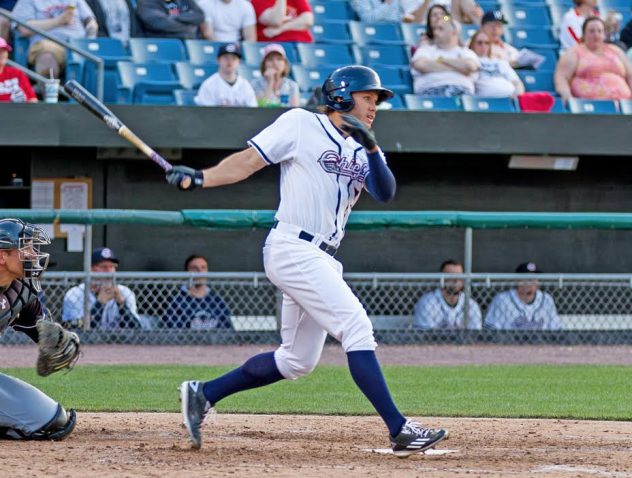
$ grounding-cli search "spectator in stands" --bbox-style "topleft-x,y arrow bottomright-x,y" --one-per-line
480,10 -> 519,66
85,0 -> 144,46
12,0 -> 98,79
0,0 -> 18,41
559,0 -> 621,50
0,37 -> 38,102
197,0 -> 256,43
353,0 -> 428,24
555,17 -> 632,104
163,254 -> 232,330
410,16 -> 479,96
469,30 -> 524,98
251,43 -> 299,107
195,42 -> 257,106
251,0 -> 313,42
416,4 -> 450,47
402,0 -> 482,25
62,247 -> 141,330
619,5 -> 632,49
485,262 -> 562,330
413,259 -> 482,330
136,0 -> 208,40
451,0 -> 483,25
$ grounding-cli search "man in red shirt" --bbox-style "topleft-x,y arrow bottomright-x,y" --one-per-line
0,38 -> 38,103
252,0 -> 313,43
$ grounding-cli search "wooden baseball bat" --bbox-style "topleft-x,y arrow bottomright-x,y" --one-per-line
64,80 -> 192,189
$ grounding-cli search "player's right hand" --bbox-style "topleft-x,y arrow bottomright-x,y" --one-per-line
166,166 -> 204,191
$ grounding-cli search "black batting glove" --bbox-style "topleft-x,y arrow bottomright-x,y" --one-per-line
340,114 -> 378,151
166,166 -> 204,191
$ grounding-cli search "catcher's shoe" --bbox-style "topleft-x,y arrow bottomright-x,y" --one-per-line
390,420 -> 448,458
179,380 -> 212,449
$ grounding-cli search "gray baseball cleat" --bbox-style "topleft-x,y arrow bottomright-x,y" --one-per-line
179,380 -> 212,449
390,419 -> 448,458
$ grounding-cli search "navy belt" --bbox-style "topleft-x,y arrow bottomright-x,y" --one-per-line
273,221 -> 338,256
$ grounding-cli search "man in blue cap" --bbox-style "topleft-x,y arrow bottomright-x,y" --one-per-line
62,247 -> 141,329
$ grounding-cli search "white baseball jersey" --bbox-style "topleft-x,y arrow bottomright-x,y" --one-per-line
195,73 -> 258,107
249,108 -> 386,247
197,0 -> 256,42
484,289 -> 562,330
413,289 -> 482,330
559,8 -> 598,50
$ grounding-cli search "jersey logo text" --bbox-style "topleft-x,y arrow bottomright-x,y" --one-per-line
317,150 -> 368,182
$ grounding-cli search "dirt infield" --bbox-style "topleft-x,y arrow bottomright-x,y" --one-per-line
2,413 -> 631,477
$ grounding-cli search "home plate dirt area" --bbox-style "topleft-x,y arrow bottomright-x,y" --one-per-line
2,413 -> 631,477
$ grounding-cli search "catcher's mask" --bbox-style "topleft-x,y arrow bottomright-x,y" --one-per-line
0,218 -> 51,291
321,65 -> 394,112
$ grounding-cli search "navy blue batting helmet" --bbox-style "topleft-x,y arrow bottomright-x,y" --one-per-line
322,65 -> 394,112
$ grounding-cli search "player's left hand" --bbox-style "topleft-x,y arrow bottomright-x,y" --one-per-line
166,166 -> 204,191
340,114 -> 377,151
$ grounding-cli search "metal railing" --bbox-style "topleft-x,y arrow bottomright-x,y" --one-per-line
0,7 -> 104,100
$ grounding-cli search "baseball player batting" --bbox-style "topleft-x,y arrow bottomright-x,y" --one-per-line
0,219 -> 81,441
166,66 -> 448,457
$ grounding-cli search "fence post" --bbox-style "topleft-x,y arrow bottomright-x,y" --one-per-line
82,225 -> 92,330
463,227 -> 473,331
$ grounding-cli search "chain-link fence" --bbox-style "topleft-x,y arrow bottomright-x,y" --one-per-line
4,272 -> 632,345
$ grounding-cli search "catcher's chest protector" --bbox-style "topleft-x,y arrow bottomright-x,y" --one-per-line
0,279 -> 39,334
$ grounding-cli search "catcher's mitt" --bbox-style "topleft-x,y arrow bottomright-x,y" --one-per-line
36,320 -> 81,377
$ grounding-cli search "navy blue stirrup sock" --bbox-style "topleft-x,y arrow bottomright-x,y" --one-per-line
202,352 -> 284,405
347,350 -> 406,437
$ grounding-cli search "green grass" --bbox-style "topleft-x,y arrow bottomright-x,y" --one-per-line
2,365 -> 631,420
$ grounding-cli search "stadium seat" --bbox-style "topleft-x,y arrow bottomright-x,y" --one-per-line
117,62 -> 182,105
461,96 -> 516,112
348,21 -> 405,45
549,97 -> 568,113
12,30 -> 30,67
401,23 -> 426,46
353,45 -> 409,68
460,24 -> 479,43
374,67 -> 412,95
67,38 -> 131,104
517,71 -> 555,92
478,0 -> 501,10
567,98 -> 619,114
501,0 -> 547,5
129,38 -> 186,64
528,48 -> 558,71
311,22 -> 353,44
238,64 -> 263,82
174,89 -> 197,106
507,27 -> 559,49
548,4 -> 571,25
296,43 -> 353,67
312,1 -> 353,22
404,95 -> 462,111
599,0 -> 630,9
619,99 -> 632,114
292,65 -> 332,92
379,93 -> 405,110
174,62 -> 217,90
185,40 -> 224,64
503,6 -> 552,26
242,42 -> 300,66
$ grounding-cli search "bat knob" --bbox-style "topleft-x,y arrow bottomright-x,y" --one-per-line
180,176 -> 192,189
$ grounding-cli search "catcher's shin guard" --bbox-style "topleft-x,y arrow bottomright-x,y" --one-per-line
30,405 -> 77,441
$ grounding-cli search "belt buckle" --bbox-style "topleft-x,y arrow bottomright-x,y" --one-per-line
321,243 -> 337,256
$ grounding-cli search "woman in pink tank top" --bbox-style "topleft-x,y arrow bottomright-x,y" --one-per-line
555,17 -> 632,104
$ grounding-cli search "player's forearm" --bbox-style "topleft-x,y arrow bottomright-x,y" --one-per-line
202,150 -> 266,188
365,151 -> 396,203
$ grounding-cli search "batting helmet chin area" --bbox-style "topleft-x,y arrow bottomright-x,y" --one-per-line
322,65 -> 394,112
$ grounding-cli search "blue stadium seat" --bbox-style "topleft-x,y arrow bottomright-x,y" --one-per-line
528,48 -> 558,71
292,65 -> 332,92
353,45 -> 409,68
67,38 -> 131,104
507,27 -> 559,49
546,0 -> 574,6
504,6 -> 552,26
461,24 -> 479,42
311,22 -> 353,44
296,43 -> 353,67
238,64 -> 263,82
12,30 -> 30,67
501,0 -> 547,6
548,4 -> 571,25
404,95 -> 462,111
517,71 -> 555,92
374,67 -> 412,95
174,62 -> 217,90
567,98 -> 619,114
381,93 -> 405,110
185,40 -> 224,65
619,99 -> 632,114
401,23 -> 426,46
348,21 -> 405,45
312,1 -> 353,22
478,0 -> 501,10
549,97 -> 568,113
129,38 -> 186,64
174,89 -> 197,106
242,42 -> 300,66
599,0 -> 630,9
117,62 -> 182,105
461,96 -> 516,112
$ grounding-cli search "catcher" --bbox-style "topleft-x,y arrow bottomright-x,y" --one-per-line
0,218 -> 80,440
